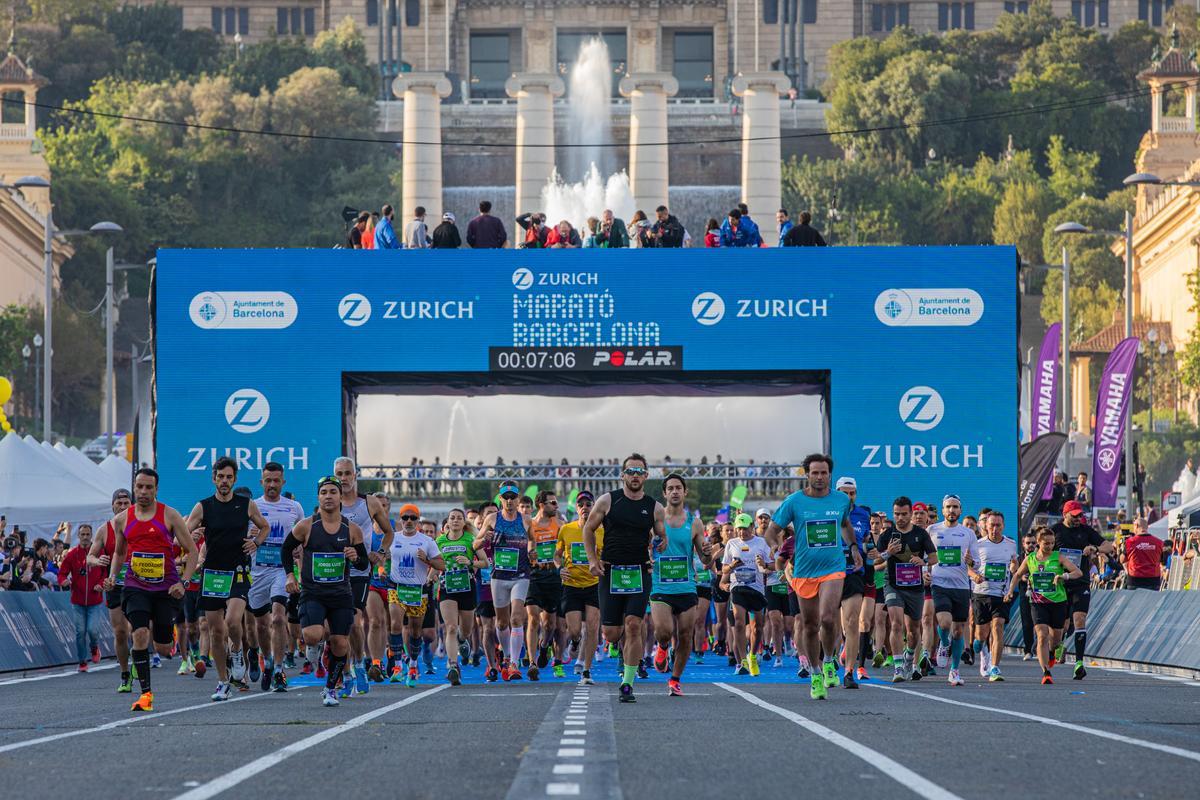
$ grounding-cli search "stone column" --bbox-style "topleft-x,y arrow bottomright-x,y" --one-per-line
618,73 -> 678,214
733,72 -> 791,245
392,72 -> 453,224
506,73 -> 564,218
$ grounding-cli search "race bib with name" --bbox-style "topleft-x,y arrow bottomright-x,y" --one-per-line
201,569 -> 234,598
657,556 -> 689,584
311,552 -> 345,584
805,519 -> 838,549
610,565 -> 643,594
444,569 -> 471,593
535,541 -> 557,564
894,563 -> 922,587
1059,548 -> 1083,568
256,543 -> 282,568
983,562 -> 1008,582
130,552 -> 165,584
570,542 -> 589,565
936,546 -> 962,566
394,583 -> 423,606
494,548 -> 519,571
1031,571 -> 1056,593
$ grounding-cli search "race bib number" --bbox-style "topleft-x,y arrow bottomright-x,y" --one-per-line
479,566 -> 492,584
1031,571 -> 1056,593
130,552 -> 165,584
734,566 -> 758,584
311,552 -> 345,584
770,582 -> 788,595
444,569 -> 471,593
657,556 -> 689,584
983,563 -> 1008,582
570,542 -> 589,565
610,565 -> 643,594
535,541 -> 557,564
114,563 -> 129,587
805,519 -> 838,549
936,546 -> 962,566
894,563 -> 922,587
494,548 -> 519,571
695,569 -> 713,583
394,583 -> 423,606
201,569 -> 234,599
1059,548 -> 1083,568
256,543 -> 282,568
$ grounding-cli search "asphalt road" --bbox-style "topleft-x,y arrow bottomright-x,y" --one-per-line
2,655 -> 1198,799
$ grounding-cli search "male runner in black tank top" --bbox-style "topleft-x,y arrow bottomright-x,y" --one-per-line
185,456 -> 271,700
582,453 -> 666,704
283,475 -> 370,707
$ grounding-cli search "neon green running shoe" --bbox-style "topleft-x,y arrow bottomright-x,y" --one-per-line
872,650 -> 885,668
810,674 -> 827,700
116,675 -> 134,694
883,654 -> 894,668
822,659 -> 838,689
608,644 -> 619,658
553,663 -> 565,678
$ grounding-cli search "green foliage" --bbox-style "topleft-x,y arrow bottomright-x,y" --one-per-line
1039,272 -> 1120,345
993,180 -> 1052,264
1180,267 -> 1200,391
0,305 -> 38,389
1041,195 -> 1126,288
1137,422 -> 1200,501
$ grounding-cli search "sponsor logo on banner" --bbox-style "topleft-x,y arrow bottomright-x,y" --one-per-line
899,386 -> 944,431
224,389 -> 270,434
691,292 -> 828,324
189,292 -> 298,329
338,293 -> 372,326
862,386 -> 984,469
874,288 -> 983,326
187,447 -> 310,473
512,268 -> 534,290
692,292 -> 725,325
341,293 -> 475,324
591,348 -> 680,368
512,269 -> 597,290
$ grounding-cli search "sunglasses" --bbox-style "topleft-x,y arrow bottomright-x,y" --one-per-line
623,467 -> 647,476
317,476 -> 341,489
400,514 -> 419,521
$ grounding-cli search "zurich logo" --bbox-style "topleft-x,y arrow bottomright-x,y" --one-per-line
691,292 -> 725,325
512,268 -> 534,290
338,293 -> 372,327
224,389 -> 270,434
898,386 -> 944,431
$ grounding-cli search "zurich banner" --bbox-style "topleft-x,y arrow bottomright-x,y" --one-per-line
155,248 -> 1018,516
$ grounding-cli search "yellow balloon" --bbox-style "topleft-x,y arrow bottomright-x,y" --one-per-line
0,376 -> 11,405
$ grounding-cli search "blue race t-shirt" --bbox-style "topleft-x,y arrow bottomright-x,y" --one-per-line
773,489 -> 851,579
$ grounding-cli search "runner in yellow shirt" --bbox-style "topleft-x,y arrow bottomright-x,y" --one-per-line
557,491 -> 603,684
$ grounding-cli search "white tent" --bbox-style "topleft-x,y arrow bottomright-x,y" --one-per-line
1151,495 -> 1200,539
0,433 -> 113,537
35,438 -> 116,495
98,453 -> 131,487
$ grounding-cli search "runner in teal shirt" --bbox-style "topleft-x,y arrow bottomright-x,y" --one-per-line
649,473 -> 708,696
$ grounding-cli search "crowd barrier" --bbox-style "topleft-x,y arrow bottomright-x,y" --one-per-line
1005,588 -> 1200,671
0,592 -> 116,673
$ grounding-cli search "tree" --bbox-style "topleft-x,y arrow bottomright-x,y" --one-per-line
1046,135 -> 1100,205
993,180 -> 1053,264
1039,275 -> 1120,345
1042,195 -> 1126,288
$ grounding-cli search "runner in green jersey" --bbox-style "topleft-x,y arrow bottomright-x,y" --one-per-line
436,509 -> 487,686
1005,526 -> 1081,684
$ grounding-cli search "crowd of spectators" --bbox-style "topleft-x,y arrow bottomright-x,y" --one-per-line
342,201 -> 830,250
0,518 -> 74,592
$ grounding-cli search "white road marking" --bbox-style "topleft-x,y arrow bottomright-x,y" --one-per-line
560,738 -> 586,745
546,783 -> 580,795
865,683 -> 1200,764
0,663 -> 117,686
166,685 -> 449,800
716,683 -> 964,800
563,729 -> 586,736
556,748 -> 585,757
0,689 -> 274,754
553,764 -> 584,775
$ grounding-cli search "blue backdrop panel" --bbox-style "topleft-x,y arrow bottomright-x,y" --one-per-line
154,247 -> 1017,516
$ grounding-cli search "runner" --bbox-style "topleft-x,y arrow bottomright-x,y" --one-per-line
334,457 -> 394,694
473,501 -> 502,681
526,490 -> 565,680
1005,526 -> 1083,684
911,502 -> 937,677
103,468 -> 199,712
436,508 -> 485,686
967,510 -> 1018,681
365,492 -> 393,682
876,497 -> 936,683
248,462 -> 305,692
722,513 -> 772,678
417,518 -> 441,675
767,454 -> 858,700
756,508 -> 786,666
582,453 -> 666,704
927,494 -> 976,686
385,504 -> 423,682
282,476 -> 371,707
556,491 -> 602,684
691,522 -> 716,667
834,477 -> 877,688
1051,499 -> 1113,679
185,457 -> 271,702
649,473 -> 707,696
859,512 -> 890,678
388,505 -> 445,687
478,481 -> 533,681
88,489 -> 134,693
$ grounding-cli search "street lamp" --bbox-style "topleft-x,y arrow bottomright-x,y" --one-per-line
1122,172 -> 1200,188
90,221 -> 127,455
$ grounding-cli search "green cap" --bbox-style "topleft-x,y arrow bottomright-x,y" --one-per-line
734,513 -> 754,528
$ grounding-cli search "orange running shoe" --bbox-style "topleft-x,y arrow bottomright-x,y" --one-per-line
131,692 -> 154,712
654,645 -> 670,673
1041,671 -> 1054,685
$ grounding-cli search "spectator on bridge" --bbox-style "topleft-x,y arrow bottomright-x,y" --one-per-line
736,203 -> 763,246
598,210 -> 628,247
362,211 -> 378,250
346,212 -> 369,249
782,211 -> 828,247
1121,518 -> 1164,590
546,219 -> 582,248
374,204 -> 400,249
776,209 -> 794,247
648,205 -> 685,248
466,200 -> 508,249
703,218 -> 720,248
404,206 -> 431,249
627,211 -> 650,248
719,209 -> 757,247
516,212 -> 549,248
57,524 -> 105,671
431,212 -> 462,249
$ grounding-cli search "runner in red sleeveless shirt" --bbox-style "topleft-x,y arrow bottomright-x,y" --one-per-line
87,489 -> 133,693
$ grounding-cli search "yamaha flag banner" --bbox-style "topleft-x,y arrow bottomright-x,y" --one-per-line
1017,433 -> 1067,535
1032,322 -> 1061,500
1092,337 -> 1139,508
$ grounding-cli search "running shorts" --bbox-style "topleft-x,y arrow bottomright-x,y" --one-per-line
122,587 -> 181,645
883,584 -> 924,620
105,588 -> 123,610
439,583 -> 478,612
597,564 -> 651,627
368,584 -> 389,604
841,572 -> 866,601
789,571 -> 843,600
183,590 -> 201,623
863,586 -> 877,601
286,592 -> 300,625
298,592 -> 354,636
931,586 -> 971,623
562,584 -> 600,616
1065,583 -> 1091,615
475,600 -> 496,619
787,590 -> 799,617
526,574 -> 563,613
971,594 -> 1010,625
1031,600 -> 1068,629
197,565 -> 251,613
248,569 -> 288,616
350,575 -> 371,611
421,586 -> 437,628
696,585 -> 712,601
765,586 -> 790,614
650,592 -> 698,615
730,586 -> 767,614
491,578 -> 531,609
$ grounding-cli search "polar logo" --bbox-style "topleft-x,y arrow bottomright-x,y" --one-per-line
338,293 -> 372,327
224,389 -> 270,434
512,268 -> 534,290
1096,447 -> 1117,473
691,292 -> 725,325
899,386 -> 944,431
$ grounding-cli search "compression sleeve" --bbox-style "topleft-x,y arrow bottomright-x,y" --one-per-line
281,532 -> 301,575
352,541 -> 369,571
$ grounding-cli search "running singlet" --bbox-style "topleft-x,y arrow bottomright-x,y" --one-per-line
435,532 -> 476,592
772,489 -> 851,580
845,504 -> 873,576
102,520 -> 130,586
600,490 -> 656,566
1027,551 -> 1066,604
973,536 -> 1017,597
198,494 -> 252,571
651,511 -> 696,595
928,522 -> 976,590
1051,521 -> 1104,589
490,511 -> 530,579
300,514 -> 353,599
122,503 -> 180,592
389,532 -> 440,589
557,521 -> 601,589
342,496 -> 374,578
253,496 -> 304,576
530,517 -> 562,575
723,536 -> 773,595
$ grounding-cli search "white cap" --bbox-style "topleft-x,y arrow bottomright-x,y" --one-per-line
442,211 -> 456,222
754,507 -> 772,519
835,476 -> 857,491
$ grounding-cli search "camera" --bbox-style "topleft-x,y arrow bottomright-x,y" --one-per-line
2,535 -> 18,551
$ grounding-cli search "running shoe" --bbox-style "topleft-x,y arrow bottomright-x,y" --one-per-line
316,662 -> 327,680
883,654 -> 894,668
822,659 -> 838,689
178,656 -> 193,675
892,665 -> 906,683
91,645 -> 101,664
424,663 -> 435,676
961,647 -> 974,667
667,678 -> 684,697
406,666 -> 418,688
580,670 -> 594,686
283,652 -> 296,670
573,662 -> 583,676
301,660 -> 314,676
1041,671 -> 1054,685
727,655 -> 738,668
338,683 -> 353,700
1073,662 -> 1087,680
194,659 -> 207,679
130,692 -> 154,712
553,663 -> 566,678
1023,652 -> 1033,661
747,653 -> 760,677
389,666 -> 404,683
471,651 -> 482,667
736,665 -> 750,676
485,668 -> 499,682
77,662 -> 88,673
773,657 -> 783,668
694,653 -> 704,665
607,643 -> 619,659
842,671 -> 859,689
935,644 -> 949,668
810,674 -> 827,700
355,667 -> 369,695
948,669 -> 964,686
637,662 -> 649,680
797,664 -> 811,680
988,666 -> 1004,682
261,660 -> 274,692
459,641 -> 471,665
117,673 -> 133,694
247,655 -> 261,684
527,665 -> 540,681
654,645 -> 670,673
537,646 -> 550,669
872,650 -> 886,668
447,665 -> 461,686
272,670 -> 288,692
1053,643 -> 1065,664
322,688 -> 339,707
856,666 -> 869,681
150,653 -> 161,669
211,682 -> 232,702
501,663 -> 523,682
979,649 -> 991,678
618,683 -> 636,703
367,661 -> 384,682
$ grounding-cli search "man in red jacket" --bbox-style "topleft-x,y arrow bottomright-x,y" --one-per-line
58,524 -> 107,671
1121,518 -> 1165,590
